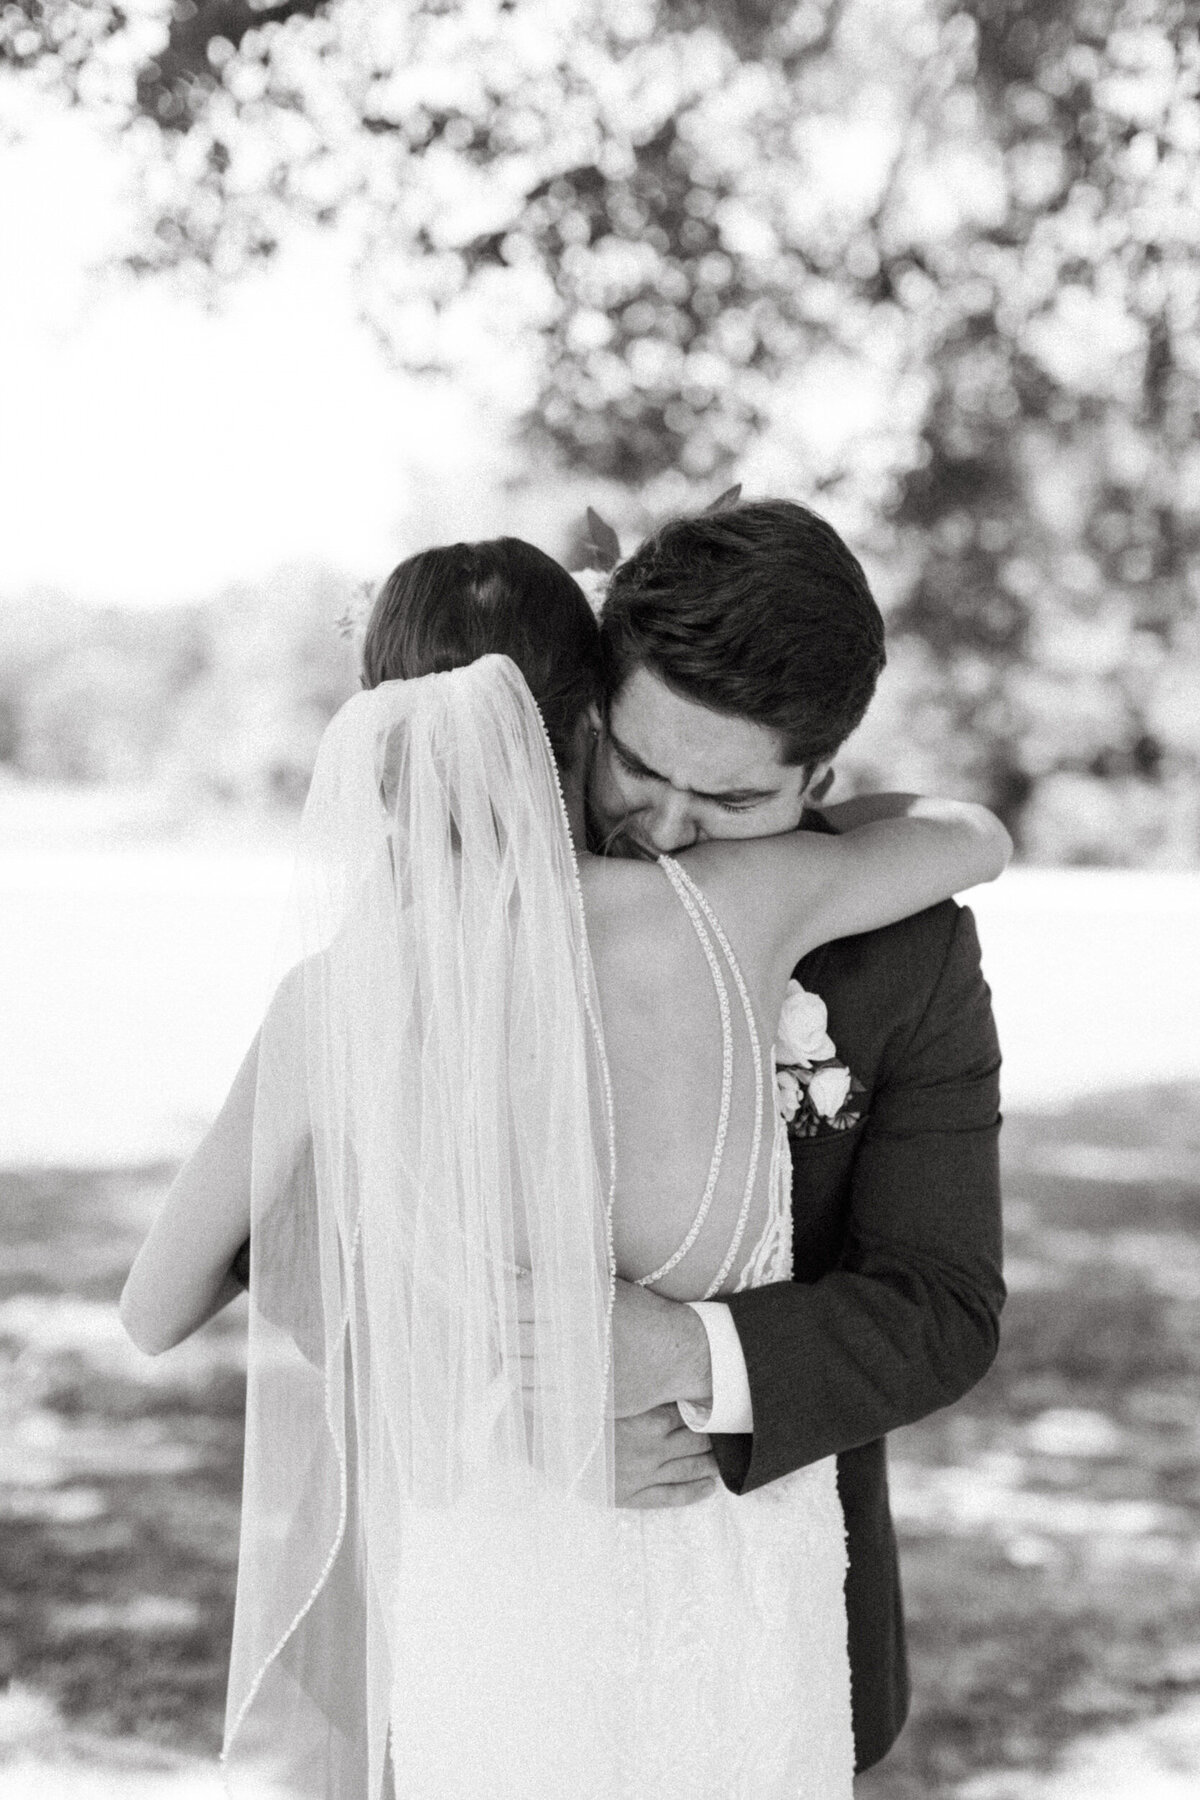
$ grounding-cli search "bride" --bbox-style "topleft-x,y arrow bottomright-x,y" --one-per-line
121,534 -> 1009,1799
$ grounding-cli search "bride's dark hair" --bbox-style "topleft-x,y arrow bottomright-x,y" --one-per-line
362,538 -> 602,769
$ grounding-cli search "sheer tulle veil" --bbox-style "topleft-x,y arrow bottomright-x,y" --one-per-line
222,655 -> 622,1798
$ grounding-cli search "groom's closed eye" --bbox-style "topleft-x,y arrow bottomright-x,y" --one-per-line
709,795 -> 764,816
609,737 -> 775,814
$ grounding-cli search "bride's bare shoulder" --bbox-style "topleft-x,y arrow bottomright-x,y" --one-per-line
577,845 -> 806,1034
668,832 -> 835,967
576,837 -> 825,962
578,853 -> 669,916
576,856 -> 691,964
676,831 -> 830,898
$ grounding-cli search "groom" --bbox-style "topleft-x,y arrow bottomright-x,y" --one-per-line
590,499 -> 1004,1775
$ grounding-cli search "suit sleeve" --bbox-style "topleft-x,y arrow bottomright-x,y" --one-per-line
717,904 -> 1005,1494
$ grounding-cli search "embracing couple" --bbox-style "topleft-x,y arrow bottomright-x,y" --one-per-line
122,498 -> 1007,1798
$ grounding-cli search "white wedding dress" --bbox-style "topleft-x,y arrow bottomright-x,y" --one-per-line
223,660 -> 853,1800
602,855 -> 854,1800
385,854 -> 854,1800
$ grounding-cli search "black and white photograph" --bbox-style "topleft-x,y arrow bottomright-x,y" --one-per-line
2,2 -> 1199,1795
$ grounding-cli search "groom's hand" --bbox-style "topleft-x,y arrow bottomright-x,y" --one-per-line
610,1279 -> 721,1508
516,1273 -> 720,1504
615,1406 -> 719,1509
611,1276 -> 713,1417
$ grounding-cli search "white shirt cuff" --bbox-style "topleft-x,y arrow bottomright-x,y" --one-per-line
677,1301 -> 754,1435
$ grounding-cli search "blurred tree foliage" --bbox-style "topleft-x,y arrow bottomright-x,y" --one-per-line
0,575 -> 358,810
3,0 -> 1198,860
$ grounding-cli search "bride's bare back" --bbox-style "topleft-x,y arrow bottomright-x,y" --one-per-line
579,852 -> 789,1304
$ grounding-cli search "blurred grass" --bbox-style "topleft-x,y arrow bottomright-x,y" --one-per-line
2,1087 -> 1199,1790
0,1167 -> 245,1760
860,1082 -> 1200,1796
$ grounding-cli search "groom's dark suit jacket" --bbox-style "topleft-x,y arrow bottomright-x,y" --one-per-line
712,864 -> 1004,1773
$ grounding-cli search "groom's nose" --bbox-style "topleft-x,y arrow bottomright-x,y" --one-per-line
639,789 -> 702,853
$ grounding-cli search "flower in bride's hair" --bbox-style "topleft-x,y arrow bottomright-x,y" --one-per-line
807,1063 -> 853,1121
575,566 -> 612,615
775,1068 -> 803,1123
335,578 -> 376,640
571,507 -> 622,615
776,979 -> 835,1067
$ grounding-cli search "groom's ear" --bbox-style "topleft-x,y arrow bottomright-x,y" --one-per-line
803,761 -> 835,805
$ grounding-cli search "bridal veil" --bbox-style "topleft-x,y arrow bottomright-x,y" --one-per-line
222,656 -> 621,1799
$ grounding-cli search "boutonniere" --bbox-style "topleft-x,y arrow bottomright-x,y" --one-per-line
773,979 -> 864,1137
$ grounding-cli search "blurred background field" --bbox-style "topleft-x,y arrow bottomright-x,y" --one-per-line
2,0 -> 1199,1793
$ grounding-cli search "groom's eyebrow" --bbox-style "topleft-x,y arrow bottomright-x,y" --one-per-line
608,728 -> 781,804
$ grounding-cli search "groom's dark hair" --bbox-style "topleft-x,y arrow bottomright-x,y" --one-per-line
600,499 -> 886,769
362,537 -> 602,768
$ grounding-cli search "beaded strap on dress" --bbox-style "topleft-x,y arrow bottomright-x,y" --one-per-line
635,856 -> 768,1300
632,863 -> 734,1288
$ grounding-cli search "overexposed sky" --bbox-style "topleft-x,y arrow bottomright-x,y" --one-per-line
0,83 -> 929,611
0,100 -> 508,607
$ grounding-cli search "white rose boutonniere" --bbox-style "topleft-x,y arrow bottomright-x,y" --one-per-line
776,979 -> 836,1066
772,979 -> 864,1138
807,1064 -> 853,1120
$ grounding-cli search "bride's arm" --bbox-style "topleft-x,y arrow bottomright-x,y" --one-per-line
810,790 -> 948,832
120,975 -> 307,1354
119,1030 -> 261,1353
684,792 -> 1011,968
795,794 -> 1011,957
